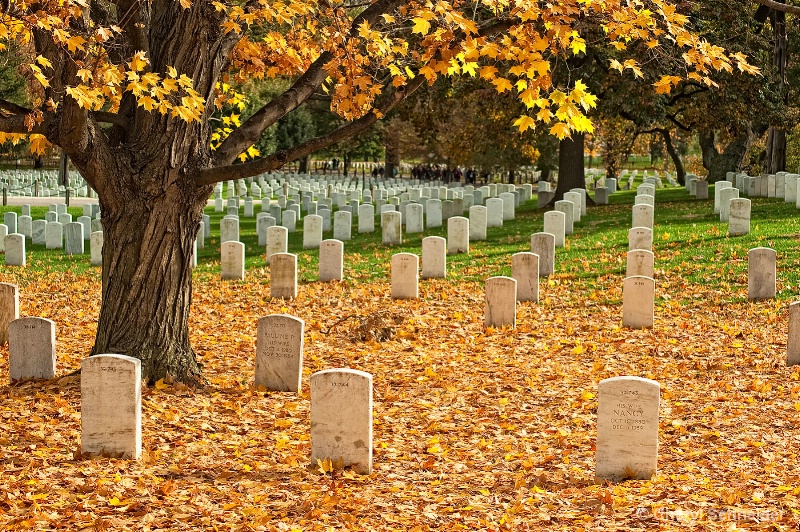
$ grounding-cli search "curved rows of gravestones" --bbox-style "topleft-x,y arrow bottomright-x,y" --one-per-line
0,168 -> 795,481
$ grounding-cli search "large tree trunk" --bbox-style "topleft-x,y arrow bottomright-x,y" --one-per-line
662,129 -> 685,185
699,130 -> 751,182
765,9 -> 788,174
90,168 -> 209,385
554,133 -> 585,202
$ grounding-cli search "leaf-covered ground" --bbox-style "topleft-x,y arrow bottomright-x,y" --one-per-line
1,187 -> 800,530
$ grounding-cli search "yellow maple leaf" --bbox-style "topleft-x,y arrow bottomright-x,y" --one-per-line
411,17 -> 431,35
130,51 -> 149,72
513,115 -> 535,133
550,122 -> 571,139
492,77 -> 512,93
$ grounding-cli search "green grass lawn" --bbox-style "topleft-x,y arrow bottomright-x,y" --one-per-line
2,182 -> 799,309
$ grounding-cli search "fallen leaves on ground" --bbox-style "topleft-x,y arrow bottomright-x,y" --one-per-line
0,262 -> 798,530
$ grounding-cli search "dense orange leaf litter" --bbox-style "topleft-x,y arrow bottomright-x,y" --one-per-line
0,257 -> 797,531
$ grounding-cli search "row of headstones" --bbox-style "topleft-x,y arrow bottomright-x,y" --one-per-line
254,313 -> 655,480
80,351 -> 666,482
217,227 -> 556,296
0,170 -> 92,198
707,181 -> 754,236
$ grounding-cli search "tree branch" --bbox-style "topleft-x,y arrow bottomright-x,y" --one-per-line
0,100 -> 45,135
752,0 -> 800,15
90,111 -> 130,128
214,0 -> 408,165
211,51 -> 333,165
197,76 -> 425,186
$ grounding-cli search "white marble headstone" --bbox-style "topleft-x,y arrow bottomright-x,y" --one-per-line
484,276 -> 516,328
421,237 -> 445,279
81,354 -> 142,459
8,317 -> 56,381
447,217 -> 469,254
748,247 -> 776,300
255,314 -> 304,392
310,368 -> 372,475
391,252 -> 419,298
511,252 -> 539,303
596,376 -> 659,481
319,239 -> 344,282
622,276 -> 654,328
271,253 -> 298,299
530,232 -> 555,277
220,241 -> 245,280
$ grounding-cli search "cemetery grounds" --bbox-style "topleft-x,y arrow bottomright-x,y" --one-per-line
2,183 -> 800,531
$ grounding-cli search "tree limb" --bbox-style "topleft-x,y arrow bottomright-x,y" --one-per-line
197,76 -> 425,186
211,51 -> 334,165
752,0 -> 800,15
214,0 -> 408,165
90,111 -> 130,128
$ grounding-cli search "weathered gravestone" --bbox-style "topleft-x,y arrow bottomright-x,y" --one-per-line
31,220 -> 47,245
5,233 -> 25,266
695,180 -> 709,200
319,239 -> 344,282
381,211 -> 402,245
271,253 -> 298,299
221,241 -> 245,280
628,227 -> 653,251
789,302 -> 800,366
554,200 -> 574,235
594,187 -> 609,205
303,215 -> 323,249
220,216 -> 240,243
0,283 -> 19,345
405,203 -> 424,234
333,211 -> 352,241
543,210 -> 566,248
266,225 -> 288,264
4,211 -> 17,233
626,250 -> 654,278
564,191 -> 582,223
358,203 -> 375,233
468,205 -> 487,241
728,198 -> 751,236
530,232 -> 555,277
0,224 -> 6,252
18,215 -> 32,240
310,368 -> 373,475
282,209 -> 297,232
64,222 -> 85,255
257,214 -> 276,246
484,276 -> 516,328
45,221 -> 62,249
81,354 -> 142,459
595,376 -> 660,482
421,237 -> 446,279
713,181 -> 732,213
8,317 -> 56,381
90,231 -> 103,266
255,314 -> 304,392
631,204 -> 654,229
718,187 -> 739,222
447,217 -> 469,254
511,252 -> 539,303
485,198 -> 504,228
748,247 -> 776,300
426,199 -> 443,228
622,276 -> 655,328
499,192 -> 515,220
392,253 -> 419,299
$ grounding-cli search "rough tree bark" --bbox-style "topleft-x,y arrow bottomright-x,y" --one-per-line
553,133 -> 585,202
698,130 -> 751,182
661,129 -> 686,185
764,9 -> 788,174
